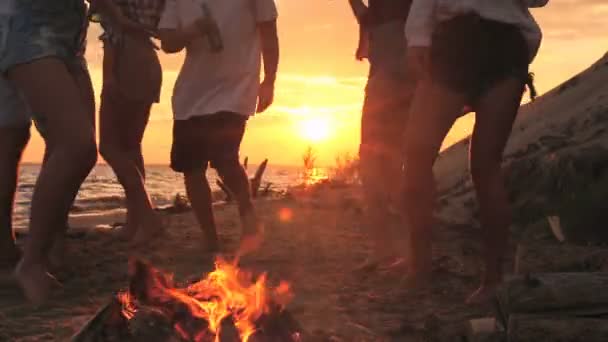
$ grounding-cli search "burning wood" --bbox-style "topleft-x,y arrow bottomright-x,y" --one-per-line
72,259 -> 303,342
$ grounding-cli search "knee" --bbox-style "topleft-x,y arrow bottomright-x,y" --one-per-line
99,140 -> 120,162
67,139 -> 98,170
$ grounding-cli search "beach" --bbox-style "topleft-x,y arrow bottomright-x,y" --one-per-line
2,52 -> 608,341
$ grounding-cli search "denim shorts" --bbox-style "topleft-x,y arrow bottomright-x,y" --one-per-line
0,76 -> 30,128
0,0 -> 88,73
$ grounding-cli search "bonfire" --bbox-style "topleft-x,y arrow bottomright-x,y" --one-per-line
72,259 -> 303,342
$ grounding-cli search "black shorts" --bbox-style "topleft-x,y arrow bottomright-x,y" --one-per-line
170,112 -> 247,173
430,13 -> 529,104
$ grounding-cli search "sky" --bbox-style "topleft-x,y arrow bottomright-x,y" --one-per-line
20,0 -> 608,167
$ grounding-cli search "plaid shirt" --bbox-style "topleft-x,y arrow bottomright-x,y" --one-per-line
97,0 -> 165,46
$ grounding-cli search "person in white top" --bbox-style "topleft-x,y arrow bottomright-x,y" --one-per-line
158,0 -> 279,256
401,0 -> 548,303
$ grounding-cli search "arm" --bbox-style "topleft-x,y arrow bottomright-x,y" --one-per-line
259,20 -> 279,84
348,0 -> 368,24
256,19 -> 279,113
404,0 -> 436,47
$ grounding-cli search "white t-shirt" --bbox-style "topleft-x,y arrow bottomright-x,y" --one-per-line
159,0 -> 278,120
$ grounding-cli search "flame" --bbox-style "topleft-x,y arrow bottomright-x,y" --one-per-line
118,258 -> 293,342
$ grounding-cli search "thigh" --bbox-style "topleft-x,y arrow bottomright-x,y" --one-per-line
470,77 -> 525,166
122,101 -> 153,148
7,58 -> 94,145
208,113 -> 247,168
404,79 -> 467,171
99,85 -> 128,146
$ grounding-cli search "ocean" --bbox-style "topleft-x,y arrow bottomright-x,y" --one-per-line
13,164 -> 308,230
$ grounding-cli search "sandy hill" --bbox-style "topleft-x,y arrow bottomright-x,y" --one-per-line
435,51 -> 608,242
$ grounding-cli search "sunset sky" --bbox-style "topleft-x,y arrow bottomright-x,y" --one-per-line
20,0 -> 608,166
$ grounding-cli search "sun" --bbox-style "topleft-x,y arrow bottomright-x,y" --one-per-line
300,117 -> 332,142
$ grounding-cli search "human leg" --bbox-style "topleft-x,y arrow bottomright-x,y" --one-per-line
9,58 -> 97,304
184,167 -> 219,252
99,86 -> 161,242
402,79 -> 467,282
0,125 -> 30,268
209,113 -> 261,257
467,77 -> 525,303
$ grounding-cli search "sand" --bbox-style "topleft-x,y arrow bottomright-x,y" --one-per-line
2,52 -> 608,341
0,186 -> 500,341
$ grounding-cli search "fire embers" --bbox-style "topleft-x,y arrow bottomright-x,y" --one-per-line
72,259 -> 303,342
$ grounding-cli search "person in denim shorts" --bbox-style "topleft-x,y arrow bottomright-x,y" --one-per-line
0,0 -> 99,304
0,77 -> 32,271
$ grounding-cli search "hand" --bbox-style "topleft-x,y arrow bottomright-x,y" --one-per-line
256,80 -> 275,113
406,46 -> 430,79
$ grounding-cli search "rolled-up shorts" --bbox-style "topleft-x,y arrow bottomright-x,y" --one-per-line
0,76 -> 30,128
0,0 -> 88,73
0,0 -> 89,134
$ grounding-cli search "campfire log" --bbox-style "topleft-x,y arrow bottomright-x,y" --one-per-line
72,259 -> 305,342
507,315 -> 608,342
497,273 -> 608,320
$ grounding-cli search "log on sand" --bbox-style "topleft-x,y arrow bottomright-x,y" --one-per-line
497,273 -> 608,319
507,315 -> 608,342
251,159 -> 268,198
217,158 -> 269,201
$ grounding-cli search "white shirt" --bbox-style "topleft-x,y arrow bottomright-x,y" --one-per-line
405,0 -> 549,62
159,0 -> 278,120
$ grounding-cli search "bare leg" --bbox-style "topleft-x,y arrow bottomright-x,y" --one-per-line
358,147 -> 403,271
0,125 -> 30,269
123,102 -> 151,180
48,60 -> 96,270
184,168 -> 219,252
99,87 -> 161,243
215,159 -> 262,257
9,58 -> 98,304
402,79 -> 467,284
467,77 -> 524,304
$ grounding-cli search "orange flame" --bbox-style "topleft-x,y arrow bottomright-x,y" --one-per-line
118,258 -> 293,342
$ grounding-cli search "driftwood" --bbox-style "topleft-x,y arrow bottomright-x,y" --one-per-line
217,158 -> 269,201
507,315 -> 608,342
497,273 -> 608,320
71,297 -> 130,341
251,159 -> 268,198
514,242 -> 608,275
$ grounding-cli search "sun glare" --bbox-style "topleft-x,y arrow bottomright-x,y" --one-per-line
300,117 -> 331,142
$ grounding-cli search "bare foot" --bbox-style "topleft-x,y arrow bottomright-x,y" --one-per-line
130,212 -> 165,248
119,210 -> 140,240
466,284 -> 499,305
14,261 -> 62,305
